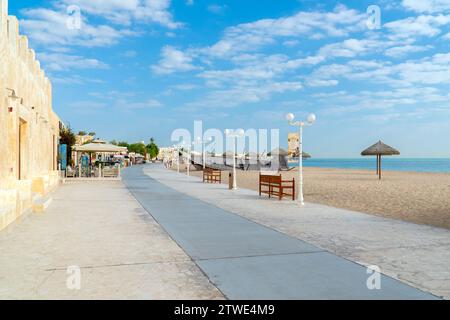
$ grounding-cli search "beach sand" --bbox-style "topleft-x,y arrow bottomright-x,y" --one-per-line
185,166 -> 450,230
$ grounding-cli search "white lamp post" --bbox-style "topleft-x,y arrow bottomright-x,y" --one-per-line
286,112 -> 316,206
225,129 -> 245,190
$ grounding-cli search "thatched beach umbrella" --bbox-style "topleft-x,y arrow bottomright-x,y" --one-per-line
361,140 -> 400,180
301,151 -> 312,159
268,147 -> 288,156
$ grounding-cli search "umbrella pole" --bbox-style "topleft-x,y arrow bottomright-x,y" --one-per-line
379,155 -> 382,180
376,155 -> 379,175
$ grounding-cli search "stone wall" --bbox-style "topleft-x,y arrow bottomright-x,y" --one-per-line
0,0 -> 61,230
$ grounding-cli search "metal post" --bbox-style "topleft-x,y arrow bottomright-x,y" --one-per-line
203,141 -> 206,170
233,141 -> 237,190
298,125 -> 304,206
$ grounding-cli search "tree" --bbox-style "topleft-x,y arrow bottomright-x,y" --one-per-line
60,125 -> 76,165
88,132 -> 96,137
128,143 -> 146,155
118,141 -> 129,148
78,131 -> 86,136
146,138 -> 159,160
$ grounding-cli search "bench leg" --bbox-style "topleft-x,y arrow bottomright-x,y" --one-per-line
292,180 -> 295,201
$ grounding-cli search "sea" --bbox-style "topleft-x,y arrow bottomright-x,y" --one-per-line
288,158 -> 450,173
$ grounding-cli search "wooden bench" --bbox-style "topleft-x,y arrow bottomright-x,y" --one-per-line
203,168 -> 222,184
259,173 -> 295,200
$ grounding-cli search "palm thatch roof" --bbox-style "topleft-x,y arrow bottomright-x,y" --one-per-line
361,140 -> 400,156
268,148 -> 288,156
301,152 -> 312,159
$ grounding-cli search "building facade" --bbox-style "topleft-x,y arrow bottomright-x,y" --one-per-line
288,133 -> 300,157
0,0 -> 61,231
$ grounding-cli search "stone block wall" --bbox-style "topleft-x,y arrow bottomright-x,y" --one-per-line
0,0 -> 61,230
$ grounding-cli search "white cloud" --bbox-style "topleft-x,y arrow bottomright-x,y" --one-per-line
59,0 -> 181,29
20,8 -> 136,48
50,74 -> 105,85
312,52 -> 450,88
306,79 -> 339,87
67,96 -> 163,113
200,5 -> 366,58
402,0 -> 450,13
318,39 -> 384,58
37,53 -> 108,71
385,14 -> 450,39
184,81 -> 302,109
151,46 -> 199,74
384,45 -> 432,57
116,98 -> 163,109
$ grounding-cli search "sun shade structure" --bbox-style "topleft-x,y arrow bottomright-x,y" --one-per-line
361,140 -> 400,180
301,152 -> 312,159
73,142 -> 128,153
270,148 -> 311,159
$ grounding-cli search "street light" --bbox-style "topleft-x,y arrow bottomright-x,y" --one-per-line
286,112 -> 316,206
195,136 -> 213,169
225,129 -> 245,190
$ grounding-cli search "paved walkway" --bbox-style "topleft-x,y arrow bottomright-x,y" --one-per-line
0,180 -> 223,299
123,165 -> 439,299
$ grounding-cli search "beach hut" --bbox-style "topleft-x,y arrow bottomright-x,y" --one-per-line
361,140 -> 400,180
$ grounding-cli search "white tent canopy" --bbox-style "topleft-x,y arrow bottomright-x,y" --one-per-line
73,140 -> 127,153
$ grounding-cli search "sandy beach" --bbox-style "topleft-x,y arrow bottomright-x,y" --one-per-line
185,166 -> 450,230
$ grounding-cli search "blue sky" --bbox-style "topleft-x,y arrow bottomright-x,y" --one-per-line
9,0 -> 450,157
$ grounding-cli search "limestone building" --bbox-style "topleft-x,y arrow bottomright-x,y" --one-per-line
0,0 -> 61,231
288,133 -> 300,157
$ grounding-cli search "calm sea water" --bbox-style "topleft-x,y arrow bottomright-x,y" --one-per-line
289,158 -> 450,173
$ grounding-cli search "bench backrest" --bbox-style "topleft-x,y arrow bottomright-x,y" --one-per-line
260,174 -> 282,184
205,168 -> 221,174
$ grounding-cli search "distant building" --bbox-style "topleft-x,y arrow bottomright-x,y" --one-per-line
75,134 -> 95,146
288,133 -> 300,157
0,0 -> 61,230
158,147 -> 175,161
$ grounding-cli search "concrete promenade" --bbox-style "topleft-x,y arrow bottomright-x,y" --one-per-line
123,165 -> 441,299
0,164 -> 446,299
0,180 -> 223,299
